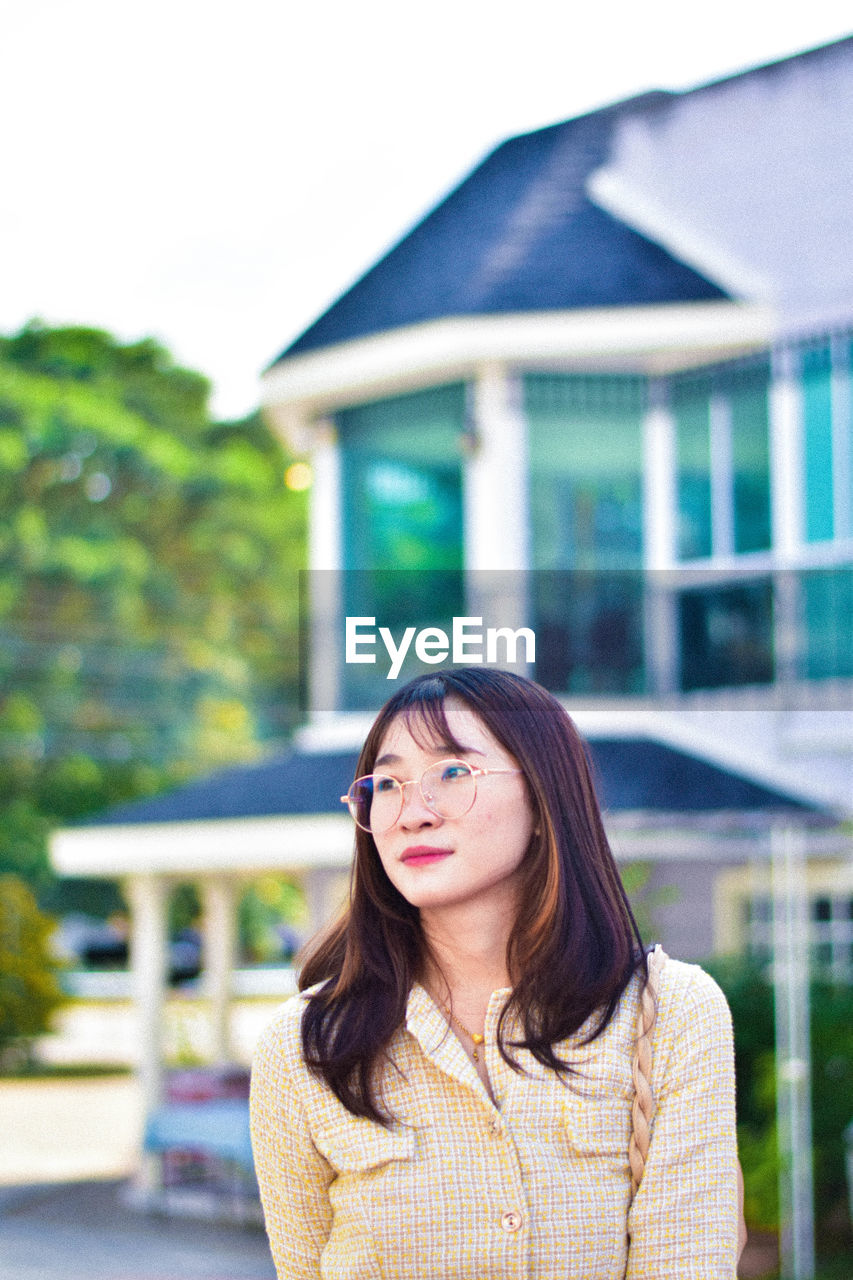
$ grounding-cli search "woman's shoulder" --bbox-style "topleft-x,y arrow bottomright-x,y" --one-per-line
252,983 -> 322,1070
655,954 -> 731,1017
640,954 -> 734,1063
597,955 -> 731,1050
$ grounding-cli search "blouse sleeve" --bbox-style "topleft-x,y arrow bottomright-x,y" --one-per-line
625,963 -> 739,1280
250,1006 -> 334,1280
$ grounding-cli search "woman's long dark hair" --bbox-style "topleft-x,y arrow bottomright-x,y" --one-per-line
299,667 -> 644,1122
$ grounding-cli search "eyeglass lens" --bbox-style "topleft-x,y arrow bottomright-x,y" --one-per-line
348,760 -> 477,833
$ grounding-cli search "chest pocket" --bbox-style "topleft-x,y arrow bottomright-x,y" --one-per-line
563,1095 -> 631,1159
313,1120 -> 416,1175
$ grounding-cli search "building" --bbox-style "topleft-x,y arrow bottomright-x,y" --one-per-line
260,33 -> 852,943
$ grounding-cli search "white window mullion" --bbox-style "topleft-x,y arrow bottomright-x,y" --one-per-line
308,419 -> 342,715
642,378 -> 676,569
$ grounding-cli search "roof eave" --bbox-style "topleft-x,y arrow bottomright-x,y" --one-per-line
261,301 -> 775,447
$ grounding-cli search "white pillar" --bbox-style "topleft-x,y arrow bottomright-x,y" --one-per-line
125,872 -> 169,1202
642,379 -> 680,695
303,868 -> 349,940
126,873 -> 169,1114
310,418 -> 342,574
201,876 -> 237,1065
463,364 -> 531,672
642,378 -> 677,571
771,825 -> 815,1280
308,418 -> 342,716
464,363 -> 529,572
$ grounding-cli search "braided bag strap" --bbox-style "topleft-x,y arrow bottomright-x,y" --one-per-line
628,943 -> 668,1199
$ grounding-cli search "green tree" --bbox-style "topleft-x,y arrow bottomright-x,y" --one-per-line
0,321 -> 308,898
0,874 -> 66,1070
705,956 -> 853,1256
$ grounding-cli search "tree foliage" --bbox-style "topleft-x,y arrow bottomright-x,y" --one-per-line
705,955 -> 853,1252
0,321 -> 307,898
0,874 -> 66,1068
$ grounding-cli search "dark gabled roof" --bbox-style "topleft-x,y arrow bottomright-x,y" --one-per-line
589,740 -> 813,814
276,95 -> 729,362
88,751 -> 360,826
79,736 -> 815,828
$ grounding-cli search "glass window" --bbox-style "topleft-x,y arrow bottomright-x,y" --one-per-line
339,384 -> 465,581
525,374 -> 645,571
801,344 -> 834,543
337,385 -> 466,706
800,567 -> 853,679
678,577 -> 774,690
672,374 -> 713,560
524,374 -> 646,694
725,364 -> 772,554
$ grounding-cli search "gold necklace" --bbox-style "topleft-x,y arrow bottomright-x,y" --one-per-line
443,1003 -> 486,1061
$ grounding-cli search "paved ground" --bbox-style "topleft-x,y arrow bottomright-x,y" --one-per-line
0,1180 -> 276,1280
0,1076 -> 143,1185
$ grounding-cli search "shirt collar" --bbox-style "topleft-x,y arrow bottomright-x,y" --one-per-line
404,983 -> 514,1081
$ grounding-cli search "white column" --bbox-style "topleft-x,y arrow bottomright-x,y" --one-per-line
125,872 -> 169,1202
126,873 -> 169,1114
463,363 -> 529,572
310,418 -> 342,574
463,364 -> 531,672
771,825 -> 815,1280
769,345 -> 804,559
201,876 -> 237,1065
303,868 -> 349,939
642,379 -> 680,695
642,378 -> 677,571
308,418 -> 342,716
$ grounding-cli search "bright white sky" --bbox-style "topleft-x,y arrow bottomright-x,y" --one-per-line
2,2 -> 851,418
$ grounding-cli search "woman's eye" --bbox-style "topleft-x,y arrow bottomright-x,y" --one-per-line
373,776 -> 397,793
440,763 -> 470,782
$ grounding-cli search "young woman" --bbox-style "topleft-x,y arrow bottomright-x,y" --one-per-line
250,667 -> 742,1279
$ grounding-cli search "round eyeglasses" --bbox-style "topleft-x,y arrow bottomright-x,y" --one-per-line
341,758 -> 522,835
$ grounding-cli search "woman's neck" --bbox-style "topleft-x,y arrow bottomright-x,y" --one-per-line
419,900 -> 514,1003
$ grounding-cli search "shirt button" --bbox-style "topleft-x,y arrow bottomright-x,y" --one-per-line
489,1117 -> 501,1134
501,1210 -> 523,1233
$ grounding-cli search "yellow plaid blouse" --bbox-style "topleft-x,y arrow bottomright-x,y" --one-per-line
250,959 -> 738,1279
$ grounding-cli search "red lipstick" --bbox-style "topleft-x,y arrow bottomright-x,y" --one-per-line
400,845 -> 453,866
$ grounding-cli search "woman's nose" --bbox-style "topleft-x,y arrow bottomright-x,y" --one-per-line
397,778 -> 439,826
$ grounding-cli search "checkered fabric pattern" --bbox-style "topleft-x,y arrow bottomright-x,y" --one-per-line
250,959 -> 738,1279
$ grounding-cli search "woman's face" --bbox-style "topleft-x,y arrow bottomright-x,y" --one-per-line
370,699 -> 535,919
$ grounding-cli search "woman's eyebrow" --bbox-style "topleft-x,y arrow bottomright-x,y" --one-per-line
374,744 -> 485,767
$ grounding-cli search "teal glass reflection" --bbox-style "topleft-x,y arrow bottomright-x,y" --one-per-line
524,374 -> 646,693
802,344 -> 834,543
337,385 -> 466,708
726,363 -> 772,554
672,374 -> 713,560
801,568 -> 853,678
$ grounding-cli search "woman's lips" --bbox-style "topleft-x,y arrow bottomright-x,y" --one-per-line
400,846 -> 453,866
